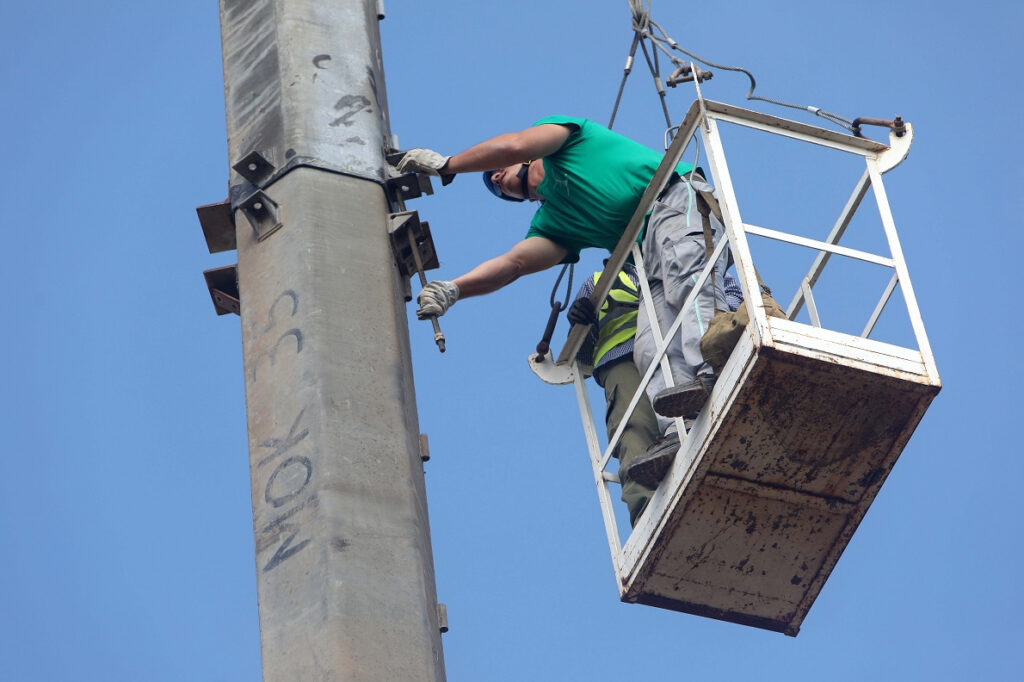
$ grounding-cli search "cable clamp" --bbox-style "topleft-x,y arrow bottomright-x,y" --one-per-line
666,64 -> 713,87
851,115 -> 907,139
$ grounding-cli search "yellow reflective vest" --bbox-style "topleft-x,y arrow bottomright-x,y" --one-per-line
593,270 -> 640,367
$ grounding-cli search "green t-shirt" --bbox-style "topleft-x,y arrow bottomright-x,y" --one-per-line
525,115 -> 693,262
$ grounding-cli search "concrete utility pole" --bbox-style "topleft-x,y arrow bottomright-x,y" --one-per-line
212,1 -> 446,679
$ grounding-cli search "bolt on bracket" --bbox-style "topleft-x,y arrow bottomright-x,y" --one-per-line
204,264 -> 240,316
239,190 -> 283,242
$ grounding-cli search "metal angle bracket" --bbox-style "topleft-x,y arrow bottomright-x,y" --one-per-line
232,150 -> 276,186
384,150 -> 407,166
388,210 -> 439,281
204,264 -> 240,316
195,199 -> 236,254
239,190 -> 283,242
385,171 -> 435,203
385,149 -> 444,201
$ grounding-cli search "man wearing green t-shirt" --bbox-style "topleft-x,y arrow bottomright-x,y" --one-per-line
396,116 -> 692,297
396,117 -> 728,466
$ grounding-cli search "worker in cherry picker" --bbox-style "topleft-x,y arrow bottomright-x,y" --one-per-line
396,116 -> 730,487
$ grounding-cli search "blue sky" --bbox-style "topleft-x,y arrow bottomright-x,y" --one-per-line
1,1 -> 1021,680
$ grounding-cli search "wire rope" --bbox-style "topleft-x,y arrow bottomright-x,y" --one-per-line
614,1 -> 858,134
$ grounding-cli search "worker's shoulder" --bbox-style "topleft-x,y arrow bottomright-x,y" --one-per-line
533,115 -> 588,130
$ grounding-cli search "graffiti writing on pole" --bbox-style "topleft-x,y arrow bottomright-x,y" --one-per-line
330,94 -> 372,128
250,290 -> 303,383
257,484 -> 314,573
250,289 -> 316,573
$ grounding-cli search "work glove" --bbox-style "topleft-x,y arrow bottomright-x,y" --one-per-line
395,148 -> 455,186
416,280 -> 460,319
567,298 -> 598,327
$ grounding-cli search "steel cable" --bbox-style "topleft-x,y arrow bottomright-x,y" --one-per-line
616,2 -> 858,134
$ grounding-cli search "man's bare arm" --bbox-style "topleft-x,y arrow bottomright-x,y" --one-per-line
444,125 -> 571,174
453,237 -> 568,298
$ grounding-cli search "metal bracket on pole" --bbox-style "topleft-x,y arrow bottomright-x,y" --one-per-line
196,199 -> 236,253
239,190 -> 283,241
232,153 -> 284,243
388,211 -> 440,284
385,171 -> 435,203
388,210 -> 446,352
233,150 -> 276,186
386,150 -> 454,188
203,264 -> 240,316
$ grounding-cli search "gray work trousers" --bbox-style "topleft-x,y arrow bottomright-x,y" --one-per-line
633,177 -> 729,435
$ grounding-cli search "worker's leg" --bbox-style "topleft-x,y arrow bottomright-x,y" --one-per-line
595,359 -> 659,526
627,178 -> 730,489
633,278 -> 685,437
644,179 -> 728,416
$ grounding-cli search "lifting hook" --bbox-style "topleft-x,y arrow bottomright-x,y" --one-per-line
534,263 -> 574,362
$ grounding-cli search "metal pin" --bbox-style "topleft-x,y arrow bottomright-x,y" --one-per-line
407,227 -> 446,353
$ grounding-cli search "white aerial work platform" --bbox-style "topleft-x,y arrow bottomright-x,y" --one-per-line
530,95 -> 940,636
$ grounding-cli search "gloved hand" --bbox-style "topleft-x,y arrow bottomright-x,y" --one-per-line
416,280 -> 460,320
395,148 -> 455,186
567,298 -> 598,327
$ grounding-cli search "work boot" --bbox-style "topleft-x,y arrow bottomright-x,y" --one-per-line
653,374 -> 716,418
625,432 -> 681,489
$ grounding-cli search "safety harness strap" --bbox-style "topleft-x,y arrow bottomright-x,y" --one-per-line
694,192 -> 722,314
